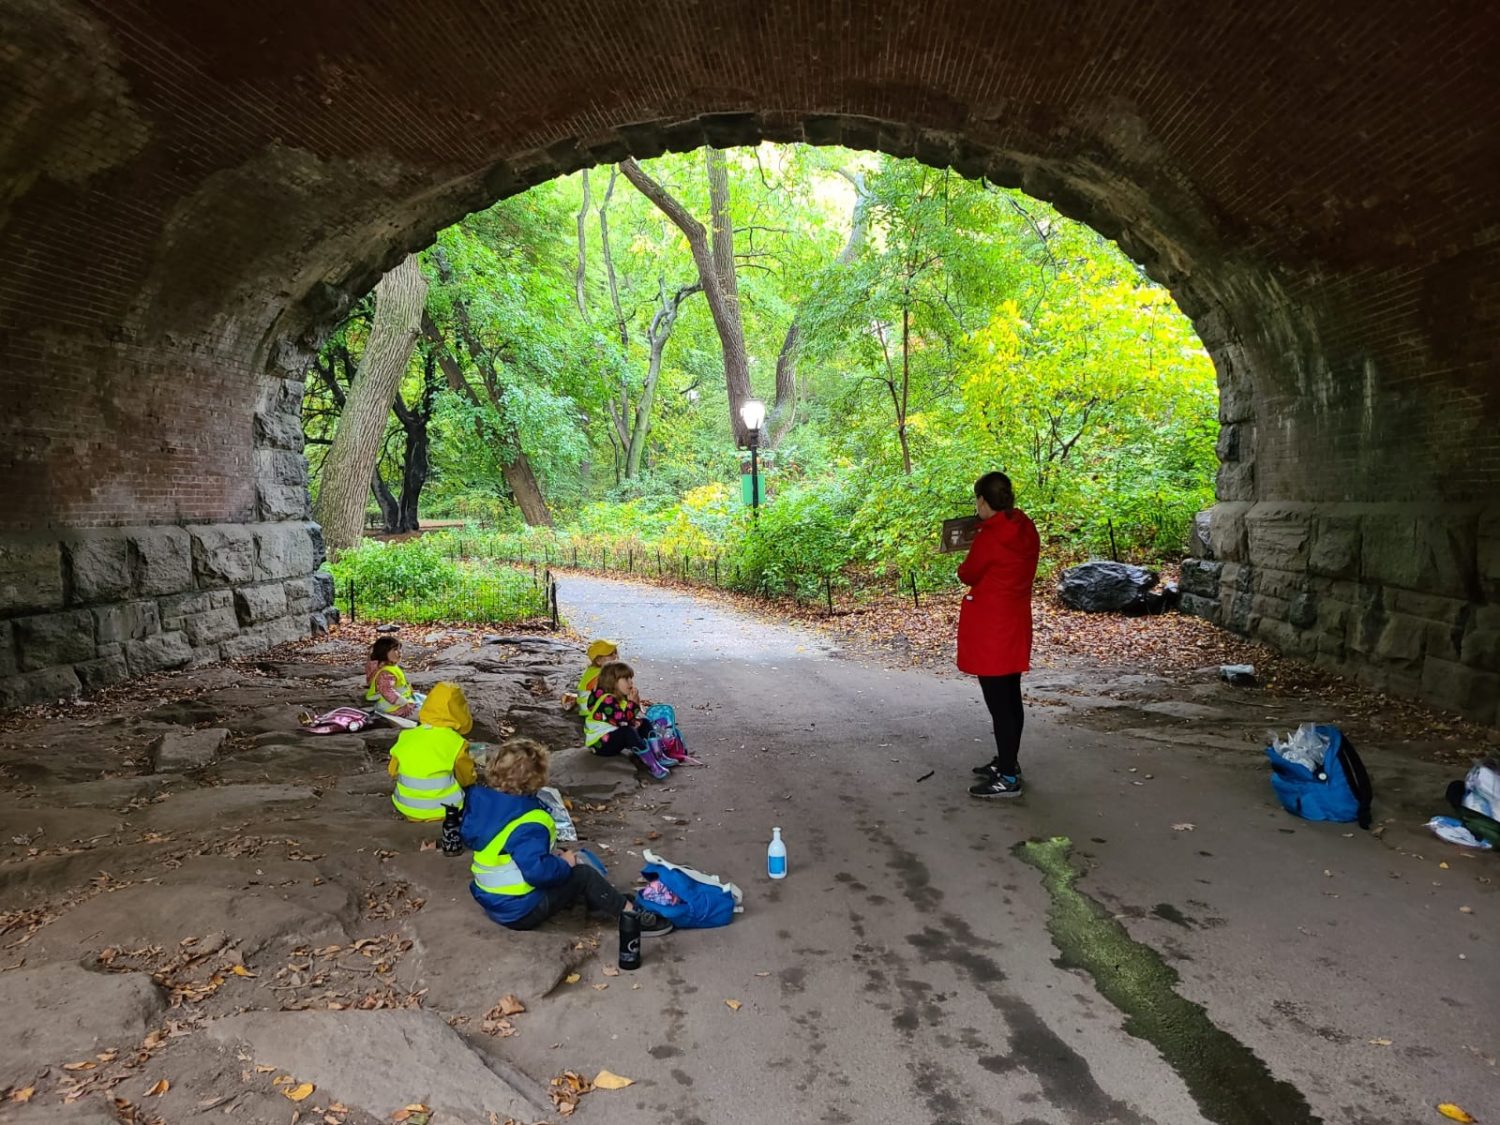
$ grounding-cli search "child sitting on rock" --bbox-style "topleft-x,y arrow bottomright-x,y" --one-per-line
365,636 -> 424,719
458,737 -> 673,935
387,682 -> 477,820
562,638 -> 619,713
583,661 -> 673,779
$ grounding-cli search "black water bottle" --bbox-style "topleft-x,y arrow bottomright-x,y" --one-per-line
618,909 -> 642,971
439,804 -> 464,856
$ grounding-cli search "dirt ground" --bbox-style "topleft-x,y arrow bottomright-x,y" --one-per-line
0,585 -> 1494,1125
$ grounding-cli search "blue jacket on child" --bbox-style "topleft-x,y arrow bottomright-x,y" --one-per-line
460,785 -> 570,925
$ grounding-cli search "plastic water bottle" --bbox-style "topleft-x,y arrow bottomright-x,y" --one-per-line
767,827 -> 787,879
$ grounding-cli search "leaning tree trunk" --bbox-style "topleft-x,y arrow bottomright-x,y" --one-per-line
621,151 -> 755,446
313,255 -> 427,554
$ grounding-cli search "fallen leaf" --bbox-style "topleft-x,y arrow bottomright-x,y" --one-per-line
254,1064 -> 276,1073
497,993 -> 526,1016
1368,1037 -> 1392,1047
9,1087 -> 35,1104
63,1061 -> 97,1071
724,999 -> 742,1011
1171,823 -> 1196,831
231,964 -> 256,977
591,983 -> 609,991
146,1078 -> 170,1096
592,1070 -> 634,1090
1459,906 -> 1473,914
563,972 -> 581,985
1437,1105 -> 1476,1123
754,971 -> 771,977
284,1082 -> 315,1102
601,966 -> 620,977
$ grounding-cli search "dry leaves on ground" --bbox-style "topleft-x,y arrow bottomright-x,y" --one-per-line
549,1071 -> 592,1116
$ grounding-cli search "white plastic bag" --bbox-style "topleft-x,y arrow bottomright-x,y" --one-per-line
1427,816 -> 1493,850
536,786 -> 578,843
1460,760 -> 1500,821
1268,723 -> 1330,773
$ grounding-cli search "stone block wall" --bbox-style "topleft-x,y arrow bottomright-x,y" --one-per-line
0,369 -> 333,710
0,522 -> 336,708
1180,503 -> 1500,724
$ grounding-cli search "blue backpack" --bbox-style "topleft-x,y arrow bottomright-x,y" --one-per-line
1266,725 -> 1373,829
640,850 -> 743,929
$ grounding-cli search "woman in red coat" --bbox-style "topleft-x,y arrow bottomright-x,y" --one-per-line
957,471 -> 1040,798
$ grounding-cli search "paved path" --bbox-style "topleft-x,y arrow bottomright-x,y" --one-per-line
550,575 -> 1495,1125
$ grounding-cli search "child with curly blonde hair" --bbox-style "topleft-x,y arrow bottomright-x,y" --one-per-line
457,737 -> 672,934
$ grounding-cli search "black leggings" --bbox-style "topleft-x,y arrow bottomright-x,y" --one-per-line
595,720 -> 655,758
979,673 -> 1024,776
506,865 -> 627,930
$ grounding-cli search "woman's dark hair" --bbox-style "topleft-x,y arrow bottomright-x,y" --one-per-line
974,471 -> 1015,512
369,636 -> 402,664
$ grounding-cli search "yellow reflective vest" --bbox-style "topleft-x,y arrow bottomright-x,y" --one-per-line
366,663 -> 414,711
582,691 -> 617,749
471,808 -> 556,896
390,725 -> 466,820
575,666 -> 600,715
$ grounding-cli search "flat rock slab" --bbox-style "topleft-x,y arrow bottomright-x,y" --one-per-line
403,898 -> 595,1009
0,962 -> 164,1087
0,806 -> 125,862
27,879 -> 354,962
205,1009 -> 548,1123
151,726 -> 229,772
506,705 -> 585,753
140,783 -> 318,830
212,740 -> 372,785
550,749 -> 637,802
44,775 -> 174,809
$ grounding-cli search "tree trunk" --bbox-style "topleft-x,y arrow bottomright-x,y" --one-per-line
314,254 -> 427,555
898,304 -> 913,474
574,168 -> 591,317
425,256 -> 555,527
599,167 -> 629,347
767,169 -> 870,447
621,152 -> 754,446
625,279 -> 700,477
371,466 -> 400,532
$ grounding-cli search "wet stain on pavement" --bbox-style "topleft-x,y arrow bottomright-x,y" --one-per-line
1151,902 -> 1195,929
1016,835 -> 1324,1125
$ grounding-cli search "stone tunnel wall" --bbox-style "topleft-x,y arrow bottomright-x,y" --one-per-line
1,1 -> 1497,719
0,369 -> 336,709
1180,504 -> 1500,725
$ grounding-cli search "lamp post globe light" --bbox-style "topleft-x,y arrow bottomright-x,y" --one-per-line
739,398 -> 766,518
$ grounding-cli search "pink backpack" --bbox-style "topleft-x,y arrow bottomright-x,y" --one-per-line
299,706 -> 372,735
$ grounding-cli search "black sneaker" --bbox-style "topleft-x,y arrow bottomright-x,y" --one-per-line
635,909 -> 674,937
969,773 -> 1024,799
972,759 -> 1001,775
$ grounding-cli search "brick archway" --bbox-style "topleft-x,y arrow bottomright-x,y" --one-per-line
1,2 -> 1496,716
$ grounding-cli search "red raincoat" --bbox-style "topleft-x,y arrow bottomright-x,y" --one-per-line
956,509 -> 1040,676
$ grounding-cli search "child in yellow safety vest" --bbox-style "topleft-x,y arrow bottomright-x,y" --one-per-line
583,661 -> 673,779
457,737 -> 673,935
365,636 -> 424,718
563,638 -> 618,714
387,682 -> 478,820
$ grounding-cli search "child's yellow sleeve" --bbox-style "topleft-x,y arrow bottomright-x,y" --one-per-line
387,755 -> 399,779
453,750 -> 477,788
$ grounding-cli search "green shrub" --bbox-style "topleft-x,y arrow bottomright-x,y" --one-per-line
327,537 -> 547,624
